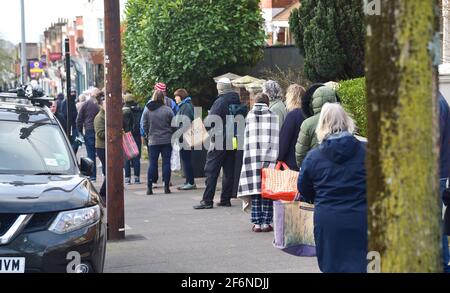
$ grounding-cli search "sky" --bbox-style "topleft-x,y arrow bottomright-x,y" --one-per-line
0,0 -> 127,44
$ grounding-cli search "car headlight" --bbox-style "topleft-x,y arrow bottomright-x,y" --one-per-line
49,205 -> 101,234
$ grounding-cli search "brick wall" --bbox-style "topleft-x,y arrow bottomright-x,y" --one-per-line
260,0 -> 298,9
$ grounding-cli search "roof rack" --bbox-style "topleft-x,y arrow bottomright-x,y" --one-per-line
0,85 -> 54,107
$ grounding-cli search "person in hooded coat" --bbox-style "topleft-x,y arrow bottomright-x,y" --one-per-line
140,82 -> 178,187
295,86 -> 338,167
297,103 -> 367,273
142,90 -> 174,195
438,92 -> 450,272
123,93 -> 144,185
61,88 -> 80,154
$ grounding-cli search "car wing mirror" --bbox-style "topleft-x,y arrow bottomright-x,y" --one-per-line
79,157 -> 94,177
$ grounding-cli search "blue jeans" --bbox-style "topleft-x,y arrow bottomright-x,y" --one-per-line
441,178 -> 450,273
84,129 -> 96,180
148,144 -> 172,188
124,135 -> 142,178
180,149 -> 194,185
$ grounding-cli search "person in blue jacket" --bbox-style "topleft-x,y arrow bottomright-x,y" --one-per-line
297,103 -> 367,273
439,92 -> 450,272
173,88 -> 197,191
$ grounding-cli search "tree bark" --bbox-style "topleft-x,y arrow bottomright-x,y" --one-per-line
366,0 -> 442,272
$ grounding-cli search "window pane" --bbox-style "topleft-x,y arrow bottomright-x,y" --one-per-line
0,121 -> 76,174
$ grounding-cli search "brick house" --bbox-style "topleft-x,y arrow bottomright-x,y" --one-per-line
260,0 -> 300,46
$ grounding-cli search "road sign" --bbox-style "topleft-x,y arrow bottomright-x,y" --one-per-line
29,61 -> 44,73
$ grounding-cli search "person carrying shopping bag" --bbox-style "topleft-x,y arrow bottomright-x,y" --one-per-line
122,93 -> 143,185
237,93 -> 279,233
173,88 -> 197,191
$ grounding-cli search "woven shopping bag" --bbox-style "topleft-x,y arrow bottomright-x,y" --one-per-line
122,131 -> 139,160
261,161 -> 299,201
183,117 -> 209,148
273,200 -> 316,256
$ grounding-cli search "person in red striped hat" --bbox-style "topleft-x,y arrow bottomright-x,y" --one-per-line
154,82 -> 179,115
139,82 -> 179,188
154,82 -> 166,92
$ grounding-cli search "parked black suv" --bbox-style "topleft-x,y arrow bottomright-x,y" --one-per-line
0,87 -> 106,273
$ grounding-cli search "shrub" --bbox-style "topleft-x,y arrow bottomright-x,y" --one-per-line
338,77 -> 367,137
289,0 -> 365,82
259,66 -> 311,93
123,0 -> 265,105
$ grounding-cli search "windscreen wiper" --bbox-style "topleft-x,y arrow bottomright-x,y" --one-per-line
33,172 -> 66,176
19,119 -> 48,139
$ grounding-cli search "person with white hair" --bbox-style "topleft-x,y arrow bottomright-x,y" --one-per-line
262,80 -> 286,129
76,93 -> 87,112
297,103 -> 367,273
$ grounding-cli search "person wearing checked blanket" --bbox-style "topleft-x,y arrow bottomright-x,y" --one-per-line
237,93 -> 280,233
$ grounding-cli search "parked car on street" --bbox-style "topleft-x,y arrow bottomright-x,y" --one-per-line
0,87 -> 106,273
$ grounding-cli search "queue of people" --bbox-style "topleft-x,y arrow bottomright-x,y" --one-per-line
192,79 -> 368,273
80,77 -> 450,273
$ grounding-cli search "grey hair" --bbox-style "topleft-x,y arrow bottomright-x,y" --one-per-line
262,80 -> 283,101
78,94 -> 87,103
316,103 -> 356,143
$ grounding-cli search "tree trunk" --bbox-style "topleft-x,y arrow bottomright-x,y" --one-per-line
366,0 -> 442,272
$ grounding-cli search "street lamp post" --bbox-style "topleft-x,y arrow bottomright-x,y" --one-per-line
20,0 -> 27,85
65,38 -> 72,137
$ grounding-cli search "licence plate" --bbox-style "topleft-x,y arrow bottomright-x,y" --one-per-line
0,257 -> 25,273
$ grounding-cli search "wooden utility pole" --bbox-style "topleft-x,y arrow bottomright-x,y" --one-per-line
104,0 -> 125,240
366,0 -> 441,272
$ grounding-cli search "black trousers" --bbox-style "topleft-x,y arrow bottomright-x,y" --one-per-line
232,150 -> 244,197
96,148 -> 106,201
202,150 -> 236,204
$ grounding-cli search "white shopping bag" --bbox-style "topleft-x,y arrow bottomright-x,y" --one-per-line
171,144 -> 181,171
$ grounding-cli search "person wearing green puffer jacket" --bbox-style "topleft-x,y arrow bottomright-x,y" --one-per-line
295,86 -> 338,167
94,94 -> 106,200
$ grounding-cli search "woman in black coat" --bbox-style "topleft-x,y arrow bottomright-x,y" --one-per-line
297,103 -> 367,273
277,84 -> 305,170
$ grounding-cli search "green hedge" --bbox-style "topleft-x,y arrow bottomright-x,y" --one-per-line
123,0 -> 265,105
338,77 -> 367,137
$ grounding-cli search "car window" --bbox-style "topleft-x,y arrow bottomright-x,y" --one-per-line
0,121 -> 76,175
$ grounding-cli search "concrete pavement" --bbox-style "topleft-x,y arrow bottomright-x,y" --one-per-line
86,149 -> 320,273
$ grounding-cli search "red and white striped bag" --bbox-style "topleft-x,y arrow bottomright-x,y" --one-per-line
261,161 -> 299,201
122,131 -> 139,160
